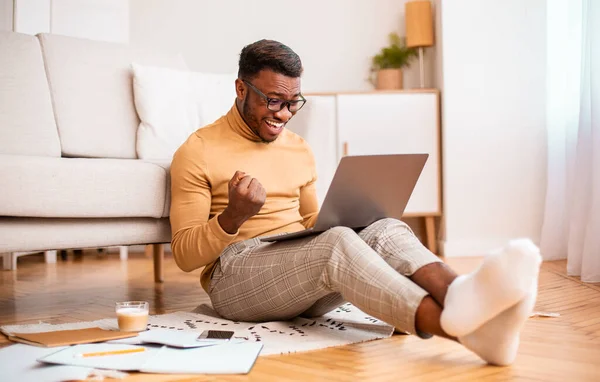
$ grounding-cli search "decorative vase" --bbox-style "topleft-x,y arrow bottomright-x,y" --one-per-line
376,68 -> 403,90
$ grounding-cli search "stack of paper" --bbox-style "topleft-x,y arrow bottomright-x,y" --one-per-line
1,327 -> 263,379
37,342 -> 263,374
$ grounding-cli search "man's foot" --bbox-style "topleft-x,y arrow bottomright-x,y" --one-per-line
459,282 -> 538,365
440,239 -> 542,337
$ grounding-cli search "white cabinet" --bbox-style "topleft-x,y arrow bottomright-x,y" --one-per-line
286,95 -> 338,207
337,92 -> 440,216
287,90 -> 442,253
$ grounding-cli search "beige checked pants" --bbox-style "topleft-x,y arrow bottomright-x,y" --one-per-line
208,218 -> 441,337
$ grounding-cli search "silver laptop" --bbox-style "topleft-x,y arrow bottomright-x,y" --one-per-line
260,153 -> 428,242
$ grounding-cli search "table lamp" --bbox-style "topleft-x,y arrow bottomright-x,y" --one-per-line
405,0 -> 434,88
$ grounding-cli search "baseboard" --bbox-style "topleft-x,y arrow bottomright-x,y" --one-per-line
442,237 -> 540,258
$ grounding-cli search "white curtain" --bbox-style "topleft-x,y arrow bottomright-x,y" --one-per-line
541,0 -> 600,282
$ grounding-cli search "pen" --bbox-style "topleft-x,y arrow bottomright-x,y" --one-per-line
75,347 -> 146,358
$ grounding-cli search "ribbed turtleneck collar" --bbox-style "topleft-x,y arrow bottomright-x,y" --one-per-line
226,102 -> 263,142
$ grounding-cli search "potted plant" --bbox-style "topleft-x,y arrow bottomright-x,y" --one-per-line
371,32 -> 418,90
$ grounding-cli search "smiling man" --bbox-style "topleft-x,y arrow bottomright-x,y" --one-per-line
169,39 -> 542,366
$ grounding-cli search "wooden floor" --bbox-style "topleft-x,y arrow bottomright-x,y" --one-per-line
1,251 -> 600,381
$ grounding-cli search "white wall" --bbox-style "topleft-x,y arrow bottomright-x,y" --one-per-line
440,0 -> 547,256
129,0 -> 436,92
12,0 -> 128,42
0,0 -> 13,31
51,0 -> 128,43
14,0 -> 50,35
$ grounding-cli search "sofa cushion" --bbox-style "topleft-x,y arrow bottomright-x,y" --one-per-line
37,33 -> 186,159
0,155 -> 168,219
0,32 -> 60,157
132,63 -> 236,160
0,217 -> 171,253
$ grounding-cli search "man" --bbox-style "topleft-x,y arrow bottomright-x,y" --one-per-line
170,39 -> 541,366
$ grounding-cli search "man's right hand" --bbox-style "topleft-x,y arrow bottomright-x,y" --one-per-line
218,171 -> 266,234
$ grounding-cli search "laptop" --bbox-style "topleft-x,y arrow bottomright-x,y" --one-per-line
260,153 -> 428,242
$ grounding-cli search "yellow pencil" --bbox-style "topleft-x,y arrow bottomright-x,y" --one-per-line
76,347 -> 146,358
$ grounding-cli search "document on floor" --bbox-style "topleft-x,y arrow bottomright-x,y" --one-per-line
38,343 -> 160,371
139,341 -> 263,374
37,341 -> 264,374
108,328 -> 235,348
0,344 -> 93,382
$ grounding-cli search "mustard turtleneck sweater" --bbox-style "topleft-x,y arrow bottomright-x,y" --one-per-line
169,104 -> 319,291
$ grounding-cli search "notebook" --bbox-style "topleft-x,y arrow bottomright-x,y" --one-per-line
8,327 -> 138,347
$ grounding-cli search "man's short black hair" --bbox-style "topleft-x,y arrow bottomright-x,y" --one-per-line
238,39 -> 303,80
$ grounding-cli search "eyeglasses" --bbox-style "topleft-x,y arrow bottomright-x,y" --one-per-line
243,80 -> 306,112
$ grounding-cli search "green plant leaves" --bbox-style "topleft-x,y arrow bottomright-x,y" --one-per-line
371,33 -> 418,70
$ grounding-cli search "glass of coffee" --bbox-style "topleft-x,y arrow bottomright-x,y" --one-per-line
115,301 -> 149,332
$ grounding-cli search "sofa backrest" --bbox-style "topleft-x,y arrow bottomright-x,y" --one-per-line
38,33 -> 186,159
0,32 -> 61,157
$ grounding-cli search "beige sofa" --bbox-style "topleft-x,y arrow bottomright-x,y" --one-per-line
0,31 -> 181,282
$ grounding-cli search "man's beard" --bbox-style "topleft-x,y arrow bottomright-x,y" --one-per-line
242,99 -> 271,144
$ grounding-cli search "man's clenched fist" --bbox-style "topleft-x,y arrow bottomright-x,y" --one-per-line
218,171 -> 266,234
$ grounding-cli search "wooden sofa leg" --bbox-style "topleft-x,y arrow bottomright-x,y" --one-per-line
151,244 -> 164,283
119,246 -> 128,261
44,250 -> 57,264
2,253 -> 17,270
1,253 -> 12,270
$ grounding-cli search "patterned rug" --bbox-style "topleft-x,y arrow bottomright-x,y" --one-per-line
0,303 -> 394,356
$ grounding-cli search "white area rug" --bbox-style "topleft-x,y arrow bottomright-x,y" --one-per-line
1,303 -> 394,356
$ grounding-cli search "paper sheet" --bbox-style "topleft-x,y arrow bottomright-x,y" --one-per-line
37,341 -> 263,374
0,344 -> 92,382
38,343 -> 161,371
109,328 -> 226,348
140,342 -> 263,374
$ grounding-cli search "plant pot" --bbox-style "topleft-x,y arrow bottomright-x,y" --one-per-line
376,69 -> 403,90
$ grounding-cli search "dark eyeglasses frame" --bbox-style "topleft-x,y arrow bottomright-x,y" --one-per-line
242,80 -> 306,112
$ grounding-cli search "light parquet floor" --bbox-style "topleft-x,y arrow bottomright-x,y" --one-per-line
1,251 -> 599,381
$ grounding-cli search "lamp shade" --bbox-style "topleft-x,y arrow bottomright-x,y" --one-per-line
405,0 -> 434,48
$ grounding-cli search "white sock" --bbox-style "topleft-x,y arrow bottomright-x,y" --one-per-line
440,238 -> 542,337
459,282 -> 538,366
